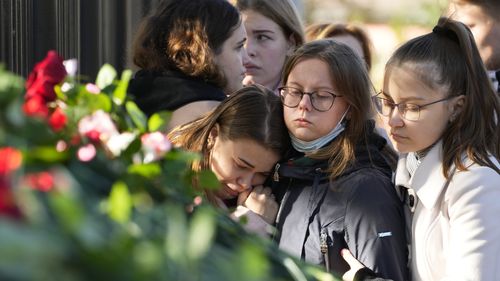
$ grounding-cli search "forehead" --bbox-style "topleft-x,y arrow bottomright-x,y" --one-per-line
227,138 -> 279,170
242,9 -> 282,32
450,2 -> 489,22
385,64 -> 448,99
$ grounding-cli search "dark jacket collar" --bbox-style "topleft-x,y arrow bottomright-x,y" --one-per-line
128,69 -> 226,116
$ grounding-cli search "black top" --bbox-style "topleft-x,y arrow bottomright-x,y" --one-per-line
272,122 -> 408,281
128,69 -> 226,116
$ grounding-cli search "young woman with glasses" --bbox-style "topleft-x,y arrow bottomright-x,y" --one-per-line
271,39 -> 408,280
342,17 -> 500,281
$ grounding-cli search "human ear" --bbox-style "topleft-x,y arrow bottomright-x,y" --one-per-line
208,124 -> 220,148
286,34 -> 297,55
449,95 -> 465,122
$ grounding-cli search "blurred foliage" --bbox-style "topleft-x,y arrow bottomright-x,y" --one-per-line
0,57 -> 339,281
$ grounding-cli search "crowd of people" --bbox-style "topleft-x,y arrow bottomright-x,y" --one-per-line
128,0 -> 500,280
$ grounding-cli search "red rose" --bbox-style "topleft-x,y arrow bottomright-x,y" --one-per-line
23,95 -> 50,118
25,171 -> 54,192
0,147 -> 23,219
48,107 -> 67,132
25,50 -> 67,102
0,147 -> 23,176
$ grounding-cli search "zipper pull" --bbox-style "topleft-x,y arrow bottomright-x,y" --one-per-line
273,163 -> 280,182
320,228 -> 328,254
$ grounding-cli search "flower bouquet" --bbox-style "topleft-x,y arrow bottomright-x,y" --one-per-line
0,51 -> 337,281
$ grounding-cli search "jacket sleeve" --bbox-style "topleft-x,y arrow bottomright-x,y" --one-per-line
441,166 -> 500,280
343,169 -> 408,281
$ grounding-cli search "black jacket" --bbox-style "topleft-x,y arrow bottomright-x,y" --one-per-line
273,128 -> 408,280
128,69 -> 226,116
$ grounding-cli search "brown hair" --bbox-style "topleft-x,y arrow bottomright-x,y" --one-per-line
453,0 -> 500,18
231,0 -> 304,49
282,39 -> 376,179
385,17 -> 500,177
168,84 -> 290,199
305,23 -> 373,71
132,0 -> 241,88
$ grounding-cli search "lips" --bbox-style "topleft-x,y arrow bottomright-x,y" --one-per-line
221,184 -> 239,198
244,63 -> 260,75
390,132 -> 407,141
294,118 -> 311,127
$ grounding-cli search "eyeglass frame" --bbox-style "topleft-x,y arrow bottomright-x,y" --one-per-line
372,91 -> 456,121
278,86 -> 342,112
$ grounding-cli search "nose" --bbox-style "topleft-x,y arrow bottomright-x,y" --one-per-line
245,40 -> 256,58
387,106 -> 404,128
236,173 -> 253,192
242,48 -> 251,67
298,93 -> 313,111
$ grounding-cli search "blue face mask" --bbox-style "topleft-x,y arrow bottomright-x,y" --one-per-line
290,107 -> 350,153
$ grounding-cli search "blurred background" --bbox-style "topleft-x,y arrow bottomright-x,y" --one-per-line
0,0 -> 448,88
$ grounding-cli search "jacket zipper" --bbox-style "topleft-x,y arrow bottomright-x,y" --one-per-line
273,163 -> 280,182
320,228 -> 330,272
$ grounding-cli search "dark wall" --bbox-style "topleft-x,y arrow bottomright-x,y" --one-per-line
0,0 -> 160,79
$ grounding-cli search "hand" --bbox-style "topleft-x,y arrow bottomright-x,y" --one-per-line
237,185 -> 278,224
341,249 -> 366,281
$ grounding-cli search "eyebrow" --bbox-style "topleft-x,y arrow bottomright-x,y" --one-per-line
252,29 -> 274,35
238,157 -> 255,169
381,92 -> 425,102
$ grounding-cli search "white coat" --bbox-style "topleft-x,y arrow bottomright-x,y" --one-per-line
395,142 -> 500,281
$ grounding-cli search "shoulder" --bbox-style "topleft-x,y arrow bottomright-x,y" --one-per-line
446,160 -> 500,206
168,100 -> 221,131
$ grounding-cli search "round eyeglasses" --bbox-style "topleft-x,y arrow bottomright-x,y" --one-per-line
279,86 -> 341,112
372,92 -> 455,121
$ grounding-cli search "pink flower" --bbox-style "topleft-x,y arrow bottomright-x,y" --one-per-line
78,110 -> 119,143
141,132 -> 171,163
85,83 -> 101,94
78,144 -> 97,162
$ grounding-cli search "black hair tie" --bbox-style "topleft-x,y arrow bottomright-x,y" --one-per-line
432,26 -> 459,43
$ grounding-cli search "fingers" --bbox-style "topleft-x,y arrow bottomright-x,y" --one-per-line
340,249 -> 366,281
237,189 -> 251,206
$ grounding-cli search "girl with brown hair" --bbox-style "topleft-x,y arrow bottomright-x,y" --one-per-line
168,85 -> 290,235
343,17 -> 500,281
272,39 -> 407,280
128,0 -> 249,131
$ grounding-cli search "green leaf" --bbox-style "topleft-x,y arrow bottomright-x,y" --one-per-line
197,170 -> 220,190
127,163 -> 162,179
80,92 -> 112,112
187,207 -> 216,260
95,64 -> 117,89
24,146 -> 69,163
49,192 -> 86,233
148,111 -> 172,132
113,69 -> 132,105
164,149 -> 201,164
126,101 -> 147,132
108,181 -> 132,223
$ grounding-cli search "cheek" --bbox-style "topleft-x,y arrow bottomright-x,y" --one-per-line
283,107 -> 294,128
210,152 -> 233,182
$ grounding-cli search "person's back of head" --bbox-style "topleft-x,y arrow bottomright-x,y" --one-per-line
132,0 -> 241,88
305,23 -> 372,71
231,0 -> 304,48
385,17 -> 499,176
